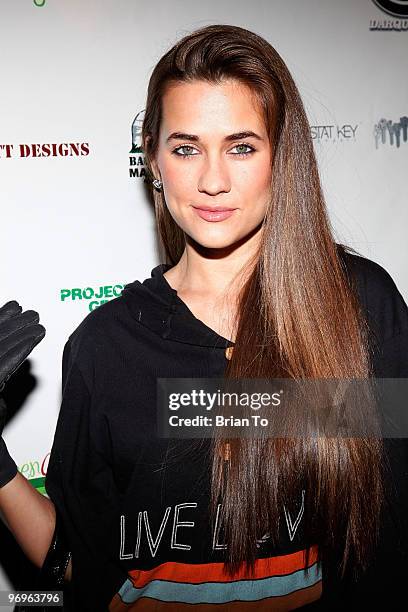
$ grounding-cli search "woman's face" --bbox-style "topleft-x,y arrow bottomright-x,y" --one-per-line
152,78 -> 272,250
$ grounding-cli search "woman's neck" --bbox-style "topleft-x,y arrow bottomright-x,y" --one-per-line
162,232 -> 261,342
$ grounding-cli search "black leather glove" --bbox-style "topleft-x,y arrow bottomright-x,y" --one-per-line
0,300 -> 45,392
0,300 -> 45,487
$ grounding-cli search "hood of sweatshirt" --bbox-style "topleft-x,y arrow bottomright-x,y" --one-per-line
121,263 -> 235,350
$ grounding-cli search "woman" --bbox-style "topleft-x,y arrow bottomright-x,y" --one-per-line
1,23 -> 408,611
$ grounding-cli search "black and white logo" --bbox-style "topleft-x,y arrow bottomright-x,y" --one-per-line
129,109 -> 147,179
372,1 -> 408,18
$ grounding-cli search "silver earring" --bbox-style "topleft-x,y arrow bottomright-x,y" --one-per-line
152,178 -> 162,190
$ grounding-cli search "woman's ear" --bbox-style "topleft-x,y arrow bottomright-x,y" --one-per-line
144,135 -> 161,181
150,159 -> 162,182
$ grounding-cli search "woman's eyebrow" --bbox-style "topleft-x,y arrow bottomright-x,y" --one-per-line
166,130 -> 264,143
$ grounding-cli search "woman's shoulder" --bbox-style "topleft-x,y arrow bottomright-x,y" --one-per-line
64,279 -> 147,362
337,244 -> 408,344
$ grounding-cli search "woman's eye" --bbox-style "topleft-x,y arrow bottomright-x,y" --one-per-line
172,145 -> 198,157
231,143 -> 255,156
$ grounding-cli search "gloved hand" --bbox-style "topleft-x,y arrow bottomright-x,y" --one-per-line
0,300 -> 46,393
0,301 -> 46,487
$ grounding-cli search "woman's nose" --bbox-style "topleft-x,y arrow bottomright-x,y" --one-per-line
197,156 -> 231,195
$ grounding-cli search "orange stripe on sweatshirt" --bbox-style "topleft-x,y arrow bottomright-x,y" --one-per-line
128,545 -> 319,588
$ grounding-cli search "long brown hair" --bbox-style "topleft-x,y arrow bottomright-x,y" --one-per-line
141,24 -> 384,581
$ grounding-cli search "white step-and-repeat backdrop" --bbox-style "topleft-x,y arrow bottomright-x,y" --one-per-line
0,0 -> 407,600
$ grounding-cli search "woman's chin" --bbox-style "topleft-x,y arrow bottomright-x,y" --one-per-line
186,231 -> 254,253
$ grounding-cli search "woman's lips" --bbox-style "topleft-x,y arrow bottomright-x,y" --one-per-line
192,207 -> 236,222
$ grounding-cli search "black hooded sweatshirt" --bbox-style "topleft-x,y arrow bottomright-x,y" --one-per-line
44,248 -> 408,611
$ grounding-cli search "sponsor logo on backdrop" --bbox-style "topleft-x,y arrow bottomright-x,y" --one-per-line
311,124 -> 359,142
370,0 -> 408,30
0,142 -> 89,159
374,115 -> 408,148
129,110 -> 147,179
18,452 -> 49,495
33,0 -> 46,6
60,284 -> 125,312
